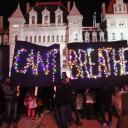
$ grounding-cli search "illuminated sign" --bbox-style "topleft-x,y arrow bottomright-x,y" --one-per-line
69,47 -> 128,79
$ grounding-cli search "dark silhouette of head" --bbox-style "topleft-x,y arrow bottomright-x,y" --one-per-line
62,72 -> 67,79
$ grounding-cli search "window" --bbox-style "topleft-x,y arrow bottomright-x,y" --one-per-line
52,35 -> 54,42
55,7 -> 63,24
119,21 -> 124,26
44,16 -> 48,24
32,16 -> 35,24
47,36 -> 50,42
43,36 -> 45,42
3,34 -> 8,44
85,36 -> 89,42
58,15 -> 61,23
29,8 -> 37,25
74,34 -> 78,40
42,8 -> 50,25
93,36 -> 97,42
100,36 -> 104,42
34,36 -> 36,42
85,32 -> 90,42
119,4 -> 122,11
99,31 -> 104,42
30,36 -> 32,42
39,36 -> 41,42
92,32 -> 97,42
112,33 -> 115,40
111,21 -> 115,26
124,6 -> 126,11
61,35 -> 63,42
121,33 -> 124,40
56,35 -> 59,42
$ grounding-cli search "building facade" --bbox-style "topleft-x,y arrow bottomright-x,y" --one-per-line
7,1 -> 106,74
101,0 -> 128,42
1,0 -> 128,75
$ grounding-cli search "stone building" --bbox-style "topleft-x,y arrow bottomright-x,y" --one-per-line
101,0 -> 128,42
7,1 -> 105,74
1,0 -> 128,74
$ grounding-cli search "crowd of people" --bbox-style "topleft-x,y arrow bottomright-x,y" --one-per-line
0,74 -> 128,128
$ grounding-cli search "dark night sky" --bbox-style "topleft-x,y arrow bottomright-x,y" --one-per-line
0,0 -> 128,29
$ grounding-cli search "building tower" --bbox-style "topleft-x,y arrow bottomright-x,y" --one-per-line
8,4 -> 25,72
67,1 -> 83,43
101,0 -> 128,42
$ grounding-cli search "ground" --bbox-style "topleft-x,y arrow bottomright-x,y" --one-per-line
0,111 -> 118,128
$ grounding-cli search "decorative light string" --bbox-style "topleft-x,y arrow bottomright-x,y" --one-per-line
13,48 -> 59,82
69,47 -> 128,79
112,48 -> 127,76
13,47 -> 128,80
98,48 -> 112,77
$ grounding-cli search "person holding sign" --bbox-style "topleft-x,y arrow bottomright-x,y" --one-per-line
97,87 -> 113,127
24,88 -> 37,120
54,79 -> 70,128
62,72 -> 83,126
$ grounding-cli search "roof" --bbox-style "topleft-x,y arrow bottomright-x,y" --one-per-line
107,0 -> 115,14
10,4 -> 24,19
107,0 -> 128,14
24,2 -> 69,24
69,1 -> 81,16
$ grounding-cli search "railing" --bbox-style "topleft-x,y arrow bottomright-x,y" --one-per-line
24,23 -> 68,28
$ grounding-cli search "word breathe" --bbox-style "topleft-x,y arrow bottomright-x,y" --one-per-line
69,47 -> 128,79
13,48 -> 59,82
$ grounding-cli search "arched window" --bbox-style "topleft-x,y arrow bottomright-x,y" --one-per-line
30,36 -> 32,42
55,7 -> 63,24
34,36 -> 36,42
43,36 -> 45,42
124,6 -> 126,11
121,33 -> 124,40
44,16 -> 48,24
39,36 -> 41,42
119,4 -> 122,11
93,36 -> 97,42
85,32 -> 90,42
92,31 -> 97,42
32,16 -> 35,24
56,35 -> 59,42
74,34 -> 78,40
99,31 -> 104,42
58,15 -> 61,23
47,35 -> 50,42
112,33 -> 115,40
100,36 -> 104,42
61,35 -> 63,42
52,35 -> 54,42
85,36 -> 89,42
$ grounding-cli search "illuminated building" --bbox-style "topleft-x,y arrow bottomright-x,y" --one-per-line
0,0 -> 128,75
101,0 -> 128,42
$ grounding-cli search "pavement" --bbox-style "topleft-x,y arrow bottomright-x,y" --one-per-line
39,112 -> 118,128
0,111 -> 118,128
